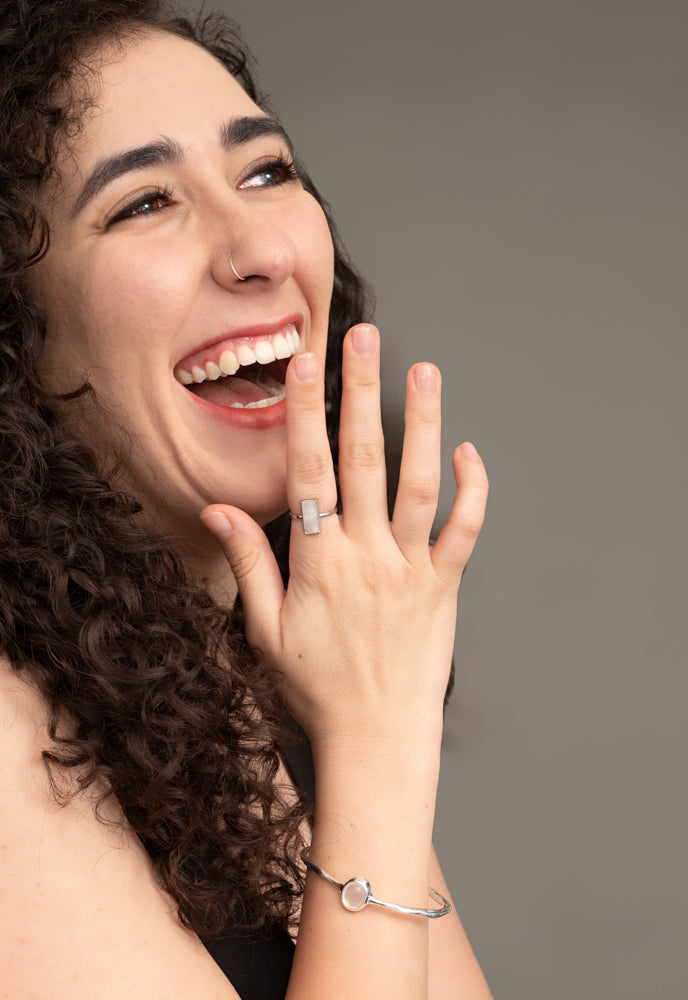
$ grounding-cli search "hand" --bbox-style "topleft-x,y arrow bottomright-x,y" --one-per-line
200,324 -> 488,754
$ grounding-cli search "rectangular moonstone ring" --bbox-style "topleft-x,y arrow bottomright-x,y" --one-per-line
289,499 -> 338,534
300,499 -> 322,534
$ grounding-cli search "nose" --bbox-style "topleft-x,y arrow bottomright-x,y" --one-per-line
209,201 -> 297,291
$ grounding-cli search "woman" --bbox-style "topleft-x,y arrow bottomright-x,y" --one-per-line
0,1 -> 491,997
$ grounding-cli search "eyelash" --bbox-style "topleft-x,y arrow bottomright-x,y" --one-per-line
106,155 -> 299,228
240,154 -> 299,189
106,186 -> 174,227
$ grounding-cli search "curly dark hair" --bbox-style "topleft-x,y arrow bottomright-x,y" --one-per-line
0,0 -> 372,936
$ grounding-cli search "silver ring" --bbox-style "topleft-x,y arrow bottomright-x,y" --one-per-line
230,253 -> 246,281
289,499 -> 337,535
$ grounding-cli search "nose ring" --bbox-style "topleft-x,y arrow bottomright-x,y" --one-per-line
230,253 -> 246,281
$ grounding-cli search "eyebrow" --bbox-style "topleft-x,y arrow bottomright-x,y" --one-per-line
220,115 -> 293,154
72,115 -> 292,217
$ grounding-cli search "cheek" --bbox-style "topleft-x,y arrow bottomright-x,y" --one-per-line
42,240 -> 196,370
33,270 -> 99,386
87,242 -> 196,350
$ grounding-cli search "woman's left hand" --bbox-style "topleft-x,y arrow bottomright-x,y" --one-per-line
200,323 -> 488,755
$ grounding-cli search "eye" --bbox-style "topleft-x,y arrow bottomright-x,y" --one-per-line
240,156 -> 299,190
106,187 -> 174,227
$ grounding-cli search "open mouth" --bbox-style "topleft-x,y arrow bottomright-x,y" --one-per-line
174,323 -> 300,409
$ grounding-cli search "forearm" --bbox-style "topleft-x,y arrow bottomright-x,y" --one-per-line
289,743 -> 442,999
204,326 -> 491,999
428,848 -> 493,1000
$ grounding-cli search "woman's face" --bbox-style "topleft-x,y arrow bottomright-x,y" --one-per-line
31,29 -> 334,546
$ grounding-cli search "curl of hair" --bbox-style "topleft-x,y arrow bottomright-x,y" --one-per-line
0,0 -> 373,936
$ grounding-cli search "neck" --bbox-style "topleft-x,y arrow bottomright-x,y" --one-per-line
135,506 -> 240,609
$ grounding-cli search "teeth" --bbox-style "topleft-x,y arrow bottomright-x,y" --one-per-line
219,350 -> 239,375
253,372 -> 286,395
236,343 -> 257,366
273,333 -> 290,359
254,339 -> 276,364
175,323 -> 301,385
228,388 -> 287,409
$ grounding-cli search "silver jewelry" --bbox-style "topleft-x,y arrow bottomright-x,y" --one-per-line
230,253 -> 246,281
289,499 -> 337,535
301,849 -> 452,918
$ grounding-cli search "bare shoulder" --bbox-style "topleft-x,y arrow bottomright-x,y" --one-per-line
0,655 -> 239,999
0,654 -> 56,799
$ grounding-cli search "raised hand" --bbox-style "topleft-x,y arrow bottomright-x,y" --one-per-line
200,323 -> 488,754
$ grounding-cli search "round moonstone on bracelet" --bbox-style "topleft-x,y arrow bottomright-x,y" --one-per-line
301,848 -> 452,918
341,877 -> 372,911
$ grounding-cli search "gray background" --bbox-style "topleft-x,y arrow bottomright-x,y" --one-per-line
213,1 -> 686,996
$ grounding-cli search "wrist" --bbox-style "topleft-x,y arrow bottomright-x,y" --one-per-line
301,847 -> 452,918
308,708 -> 445,771
310,749 -> 439,869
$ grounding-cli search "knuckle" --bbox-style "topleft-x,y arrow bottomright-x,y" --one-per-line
361,554 -> 386,591
404,477 -> 439,508
472,473 -> 489,497
359,551 -> 399,592
299,395 -> 324,417
458,506 -> 485,540
341,439 -> 384,471
230,546 -> 261,583
473,480 -> 490,510
416,409 -> 441,427
293,451 -> 330,486
351,370 -> 380,392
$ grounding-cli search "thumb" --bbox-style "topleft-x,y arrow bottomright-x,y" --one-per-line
199,505 -> 284,647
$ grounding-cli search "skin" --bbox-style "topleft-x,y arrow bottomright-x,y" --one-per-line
31,28 -> 334,596
5,27 -> 493,1000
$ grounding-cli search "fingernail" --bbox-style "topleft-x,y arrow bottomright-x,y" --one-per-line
460,441 -> 481,462
414,363 -> 438,394
200,510 -> 233,541
352,324 -> 377,356
294,352 -> 319,383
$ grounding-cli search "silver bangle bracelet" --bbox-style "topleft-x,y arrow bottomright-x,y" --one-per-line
301,849 -> 452,919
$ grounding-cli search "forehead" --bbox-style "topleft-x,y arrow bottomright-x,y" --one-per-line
68,29 -> 261,170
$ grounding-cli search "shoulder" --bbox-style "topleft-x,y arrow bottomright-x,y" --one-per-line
0,654 -> 51,796
0,654 -> 239,999
0,653 -> 133,917
0,653 -> 83,810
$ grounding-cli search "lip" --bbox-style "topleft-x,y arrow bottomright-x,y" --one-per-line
183,387 -> 289,430
175,312 -> 304,371
176,312 -> 303,431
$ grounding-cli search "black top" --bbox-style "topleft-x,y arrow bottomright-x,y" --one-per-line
201,728 -> 315,1000
203,924 -> 295,1000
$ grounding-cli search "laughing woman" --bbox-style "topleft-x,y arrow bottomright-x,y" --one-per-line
0,1 -> 491,997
